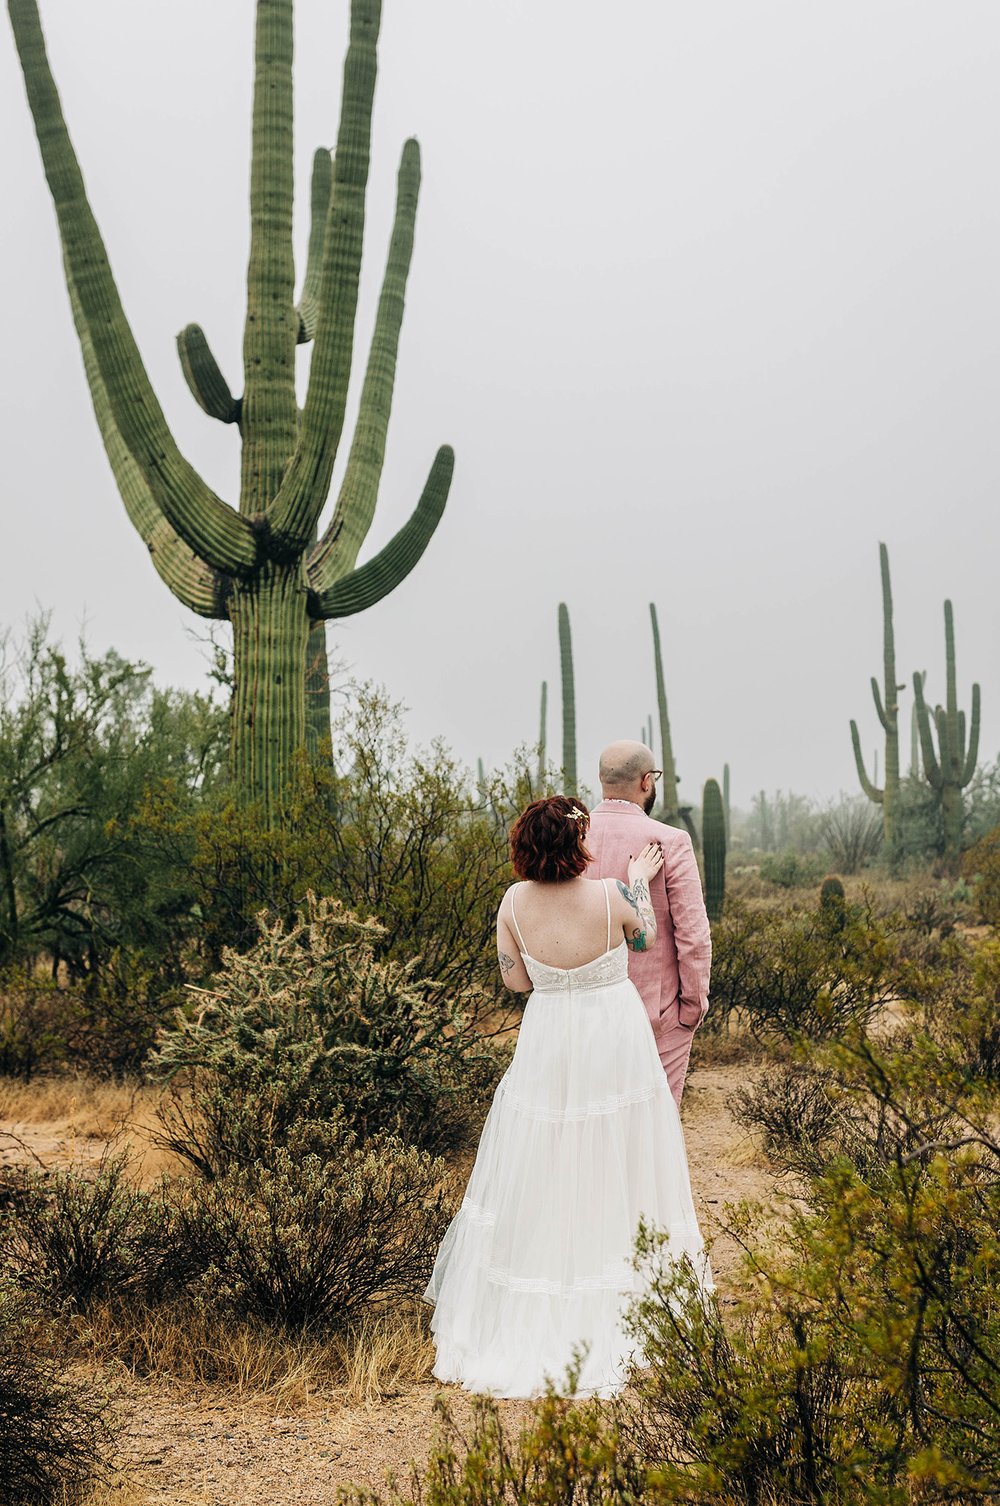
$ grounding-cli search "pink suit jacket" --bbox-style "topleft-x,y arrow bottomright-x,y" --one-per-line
586,800 -> 712,1100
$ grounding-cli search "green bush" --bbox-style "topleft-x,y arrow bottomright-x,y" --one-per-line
0,1281 -> 111,1505
757,850 -> 826,889
962,823 -> 1000,925
177,1119 -> 449,1332
150,893 -> 506,1174
707,898 -> 901,1042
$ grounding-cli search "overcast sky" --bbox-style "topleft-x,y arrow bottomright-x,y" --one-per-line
2,1 -> 998,810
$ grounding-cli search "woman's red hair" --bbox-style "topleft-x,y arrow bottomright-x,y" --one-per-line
509,795 -> 592,882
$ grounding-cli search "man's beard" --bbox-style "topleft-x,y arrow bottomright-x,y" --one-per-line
643,786 -> 657,815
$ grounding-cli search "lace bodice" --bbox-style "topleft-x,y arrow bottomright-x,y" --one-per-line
520,943 -> 630,993
510,880 -> 630,993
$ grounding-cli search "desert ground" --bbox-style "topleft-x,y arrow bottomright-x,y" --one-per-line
0,1044 -> 782,1505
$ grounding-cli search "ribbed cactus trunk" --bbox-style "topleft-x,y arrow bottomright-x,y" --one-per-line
649,604 -> 681,828
702,778 -> 726,923
230,568 -> 311,803
910,670 -> 926,777
558,604 -> 577,796
849,543 -> 902,854
914,601 -> 980,865
9,0 -> 453,825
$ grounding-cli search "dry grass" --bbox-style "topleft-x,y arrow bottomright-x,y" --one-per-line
78,1299 -> 434,1413
80,1474 -> 155,1506
332,1303 -> 434,1408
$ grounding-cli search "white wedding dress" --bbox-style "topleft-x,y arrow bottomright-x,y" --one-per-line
424,880 -> 712,1398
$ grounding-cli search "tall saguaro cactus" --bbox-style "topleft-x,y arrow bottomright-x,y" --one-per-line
850,542 -> 903,851
558,604 -> 577,795
702,778 -> 726,923
649,604 -> 681,827
8,0 -> 453,819
913,601 -> 980,862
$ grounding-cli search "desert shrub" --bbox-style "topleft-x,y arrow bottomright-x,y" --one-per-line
150,894 -> 506,1174
818,795 -> 883,874
757,850 -> 826,889
0,1152 -> 179,1314
708,898 -> 901,1042
962,823 -> 1000,925
176,1118 -> 449,1333
0,967 -> 178,1081
343,1387 -> 644,1506
0,1281 -> 111,1505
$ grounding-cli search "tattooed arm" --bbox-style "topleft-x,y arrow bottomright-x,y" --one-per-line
496,896 -> 533,992
614,842 -> 663,951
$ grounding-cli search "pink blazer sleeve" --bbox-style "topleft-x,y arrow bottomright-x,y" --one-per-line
663,829 -> 712,1023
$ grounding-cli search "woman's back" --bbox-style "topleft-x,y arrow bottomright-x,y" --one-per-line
504,877 -> 618,970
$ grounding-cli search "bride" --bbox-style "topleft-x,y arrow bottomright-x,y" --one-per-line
424,794 -> 712,1398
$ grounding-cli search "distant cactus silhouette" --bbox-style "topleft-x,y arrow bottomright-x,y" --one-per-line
914,601 -> 980,862
649,604 -> 681,828
723,762 -> 731,839
558,604 -> 577,795
537,681 -> 548,788
8,0 -> 452,818
850,543 -> 903,852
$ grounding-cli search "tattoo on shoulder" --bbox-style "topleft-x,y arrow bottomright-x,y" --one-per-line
498,950 -> 517,975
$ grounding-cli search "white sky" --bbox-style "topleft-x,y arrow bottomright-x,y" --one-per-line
2,1 -> 998,809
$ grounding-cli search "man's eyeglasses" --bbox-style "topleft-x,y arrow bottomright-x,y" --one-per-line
644,769 -> 663,783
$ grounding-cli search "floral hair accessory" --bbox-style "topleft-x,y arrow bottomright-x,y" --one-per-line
566,806 -> 587,823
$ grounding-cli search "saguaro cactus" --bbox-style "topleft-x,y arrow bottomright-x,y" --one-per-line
723,762 -> 731,838
910,670 -> 926,777
537,681 -> 548,788
649,604 -> 681,827
702,778 -> 726,922
558,604 -> 577,795
913,601 -> 980,862
9,0 -> 453,819
850,542 -> 903,851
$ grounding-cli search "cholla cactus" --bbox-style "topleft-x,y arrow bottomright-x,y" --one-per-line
8,0 -> 453,818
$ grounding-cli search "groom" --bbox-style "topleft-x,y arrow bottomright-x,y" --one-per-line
586,741 -> 712,1105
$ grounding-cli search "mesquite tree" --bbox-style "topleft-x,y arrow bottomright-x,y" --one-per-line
8,0 -> 453,819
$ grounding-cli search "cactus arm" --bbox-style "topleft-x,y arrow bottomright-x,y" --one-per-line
69,274 -> 227,617
296,147 -> 332,344
240,0 -> 298,511
850,720 -> 884,803
266,0 -> 380,556
913,674 -> 942,788
177,325 -> 241,424
871,676 -> 890,732
961,684 -> 981,786
308,138 -> 421,589
311,445 -> 452,619
7,0 -> 256,577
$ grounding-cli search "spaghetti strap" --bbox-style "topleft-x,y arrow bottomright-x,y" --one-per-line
602,878 -> 612,952
508,884 -> 528,954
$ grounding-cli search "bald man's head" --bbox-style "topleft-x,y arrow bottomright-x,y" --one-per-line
599,741 -> 655,790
